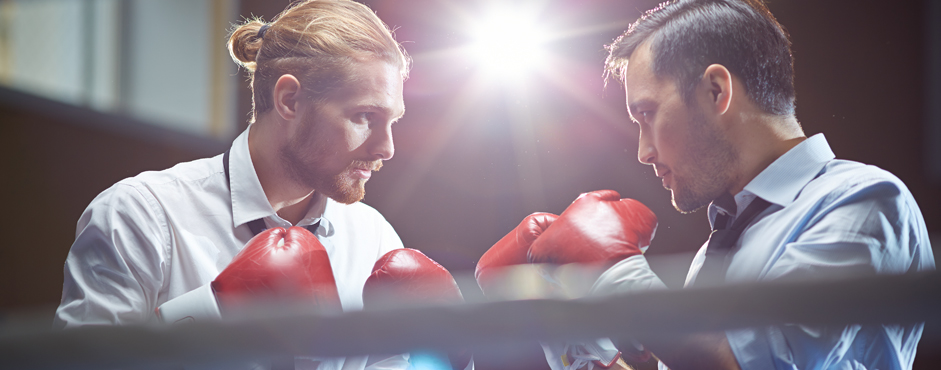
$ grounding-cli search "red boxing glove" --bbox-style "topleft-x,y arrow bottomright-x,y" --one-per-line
475,212 -> 558,295
155,227 -> 340,323
363,248 -> 463,308
529,190 -> 657,266
364,249 -> 472,370
211,226 -> 341,314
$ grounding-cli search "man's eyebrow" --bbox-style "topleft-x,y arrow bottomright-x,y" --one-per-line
357,104 -> 406,120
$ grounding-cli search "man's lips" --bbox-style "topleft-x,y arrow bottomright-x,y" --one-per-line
656,167 -> 671,189
661,171 -> 672,189
654,165 -> 670,178
352,168 -> 372,179
350,161 -> 382,180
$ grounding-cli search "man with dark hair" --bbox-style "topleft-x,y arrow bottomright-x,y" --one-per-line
505,0 -> 934,369
597,0 -> 935,369
606,0 -> 796,118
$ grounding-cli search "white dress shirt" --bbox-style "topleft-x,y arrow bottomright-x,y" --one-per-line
55,128 -> 405,369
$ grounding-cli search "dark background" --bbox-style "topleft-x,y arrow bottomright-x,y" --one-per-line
1,0 -> 939,368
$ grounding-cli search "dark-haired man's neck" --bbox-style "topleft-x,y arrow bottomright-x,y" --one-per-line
726,111 -> 805,196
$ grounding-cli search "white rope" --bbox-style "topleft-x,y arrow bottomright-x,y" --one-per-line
1,270 -> 938,369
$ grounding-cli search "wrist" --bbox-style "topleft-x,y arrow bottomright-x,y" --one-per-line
589,255 -> 666,297
154,283 -> 222,324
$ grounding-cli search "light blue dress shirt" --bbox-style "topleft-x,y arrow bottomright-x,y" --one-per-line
684,134 -> 935,370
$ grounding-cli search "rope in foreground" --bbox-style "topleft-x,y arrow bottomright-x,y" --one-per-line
2,271 -> 939,370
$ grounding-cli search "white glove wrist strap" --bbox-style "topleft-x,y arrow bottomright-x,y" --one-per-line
155,283 -> 222,324
590,254 -> 667,296
541,338 -> 620,370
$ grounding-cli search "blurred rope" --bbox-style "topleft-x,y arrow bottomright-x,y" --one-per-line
1,271 -> 939,370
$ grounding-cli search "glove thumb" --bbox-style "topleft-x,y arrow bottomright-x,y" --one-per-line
519,212 -> 559,245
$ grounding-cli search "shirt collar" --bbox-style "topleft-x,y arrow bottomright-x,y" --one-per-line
229,127 -> 275,229
299,192 -> 336,236
711,192 -> 737,216
743,133 -> 835,207
707,133 -> 835,227
229,128 -> 337,233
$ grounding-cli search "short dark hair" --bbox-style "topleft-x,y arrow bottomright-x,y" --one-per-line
605,0 -> 795,116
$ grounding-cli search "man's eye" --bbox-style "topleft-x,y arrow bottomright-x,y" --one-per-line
640,111 -> 653,122
355,112 -> 372,123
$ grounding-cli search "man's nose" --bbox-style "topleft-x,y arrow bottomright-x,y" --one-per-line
637,130 -> 655,165
369,125 -> 394,160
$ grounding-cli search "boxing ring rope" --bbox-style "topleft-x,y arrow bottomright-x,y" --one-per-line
2,271 -> 939,369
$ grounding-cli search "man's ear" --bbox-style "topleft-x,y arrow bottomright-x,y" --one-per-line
701,64 -> 733,116
273,74 -> 303,121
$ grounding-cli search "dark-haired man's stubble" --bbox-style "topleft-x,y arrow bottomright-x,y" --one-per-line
667,107 -> 740,214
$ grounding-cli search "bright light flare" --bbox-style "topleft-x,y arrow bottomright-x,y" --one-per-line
468,6 -> 550,79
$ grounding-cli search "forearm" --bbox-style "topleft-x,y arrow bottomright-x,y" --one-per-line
643,332 -> 740,370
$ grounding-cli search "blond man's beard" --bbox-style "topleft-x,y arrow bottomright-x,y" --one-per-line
321,160 -> 382,204
279,139 -> 382,205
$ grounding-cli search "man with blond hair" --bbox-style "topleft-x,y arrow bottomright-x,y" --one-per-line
55,1 -> 434,369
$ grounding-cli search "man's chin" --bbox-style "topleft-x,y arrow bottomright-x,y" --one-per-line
325,191 -> 363,204
671,190 -> 711,214
323,181 -> 367,205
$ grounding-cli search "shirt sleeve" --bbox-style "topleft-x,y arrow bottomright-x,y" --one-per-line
727,179 -> 934,370
54,182 -> 170,328
765,179 -> 932,281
